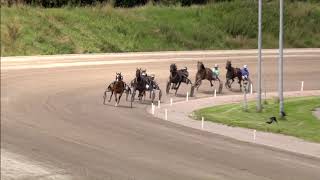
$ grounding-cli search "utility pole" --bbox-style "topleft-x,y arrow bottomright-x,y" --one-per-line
257,0 -> 262,112
279,0 -> 285,117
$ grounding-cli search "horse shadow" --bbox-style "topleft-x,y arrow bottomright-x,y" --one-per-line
102,99 -> 136,109
227,88 -> 242,93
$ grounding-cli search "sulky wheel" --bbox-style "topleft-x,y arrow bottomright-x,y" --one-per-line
158,89 -> 162,102
125,87 -> 131,101
218,81 -> 223,94
243,80 -> 249,93
225,80 -> 231,89
151,90 -> 156,103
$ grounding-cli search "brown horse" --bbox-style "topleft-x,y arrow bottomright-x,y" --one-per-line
193,61 -> 220,91
103,73 -> 127,106
225,60 -> 242,90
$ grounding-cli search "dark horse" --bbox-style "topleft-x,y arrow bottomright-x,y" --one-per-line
225,60 -> 242,90
140,69 -> 162,102
166,64 -> 192,95
103,72 -> 130,106
192,61 -> 221,96
130,68 -> 148,107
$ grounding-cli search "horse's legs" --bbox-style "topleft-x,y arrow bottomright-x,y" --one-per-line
230,79 -> 234,86
138,90 -> 143,101
103,90 -> 107,105
225,79 -> 229,88
115,93 -> 118,106
118,92 -> 123,105
186,78 -> 192,85
109,91 -> 114,102
195,79 -> 202,91
171,83 -> 177,90
175,82 -> 182,96
209,80 -> 214,87
229,79 -> 234,89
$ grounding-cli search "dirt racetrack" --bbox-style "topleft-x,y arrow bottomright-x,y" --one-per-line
1,49 -> 320,180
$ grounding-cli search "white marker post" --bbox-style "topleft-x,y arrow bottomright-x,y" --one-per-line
151,103 -> 155,115
170,98 -> 173,106
214,89 -> 217,97
301,81 -> 304,92
165,109 -> 168,120
158,100 -> 161,109
250,84 -> 253,94
253,130 -> 256,141
201,117 -> 204,129
186,92 -> 189,102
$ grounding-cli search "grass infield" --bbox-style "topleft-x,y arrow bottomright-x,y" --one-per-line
193,96 -> 320,143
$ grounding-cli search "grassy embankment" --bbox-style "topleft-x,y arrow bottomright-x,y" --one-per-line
1,0 -> 320,56
193,96 -> 320,143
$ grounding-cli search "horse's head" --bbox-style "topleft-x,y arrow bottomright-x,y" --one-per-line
136,68 -> 141,78
197,61 -> 205,71
226,60 -> 232,70
116,72 -> 123,81
170,64 -> 177,73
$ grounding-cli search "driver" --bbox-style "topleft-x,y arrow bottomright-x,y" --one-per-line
241,65 -> 249,80
212,64 -> 220,80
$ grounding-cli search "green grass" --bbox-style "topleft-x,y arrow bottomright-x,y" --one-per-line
1,0 -> 320,56
193,96 -> 320,143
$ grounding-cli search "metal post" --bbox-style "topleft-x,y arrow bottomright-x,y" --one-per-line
243,88 -> 248,112
257,0 -> 262,112
165,109 -> 168,120
279,0 -> 285,117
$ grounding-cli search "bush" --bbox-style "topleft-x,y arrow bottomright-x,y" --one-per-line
114,0 -> 148,7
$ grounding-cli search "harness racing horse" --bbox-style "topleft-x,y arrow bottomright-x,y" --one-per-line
130,68 -> 148,107
140,69 -> 162,102
225,60 -> 243,91
103,73 -> 130,106
191,61 -> 222,96
166,64 -> 192,95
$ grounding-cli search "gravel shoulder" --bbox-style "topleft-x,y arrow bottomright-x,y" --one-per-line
150,90 -> 320,158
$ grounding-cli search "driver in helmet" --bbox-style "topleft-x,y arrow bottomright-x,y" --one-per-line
241,65 -> 249,80
212,64 -> 220,80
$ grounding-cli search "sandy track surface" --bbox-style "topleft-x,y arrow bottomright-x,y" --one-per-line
1,149 -> 71,180
1,49 -> 320,180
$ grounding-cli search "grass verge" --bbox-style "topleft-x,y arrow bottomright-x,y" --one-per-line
193,96 -> 320,143
1,0 -> 320,56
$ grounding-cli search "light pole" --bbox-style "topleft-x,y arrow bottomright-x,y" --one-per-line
257,0 -> 262,112
279,0 -> 285,117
